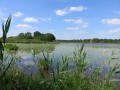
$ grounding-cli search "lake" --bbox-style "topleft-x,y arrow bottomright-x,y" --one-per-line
14,42 -> 120,76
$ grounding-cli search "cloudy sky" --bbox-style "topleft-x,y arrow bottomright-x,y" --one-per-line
0,0 -> 120,40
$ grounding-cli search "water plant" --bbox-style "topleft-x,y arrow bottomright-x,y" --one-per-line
0,15 -> 12,78
5,44 -> 18,51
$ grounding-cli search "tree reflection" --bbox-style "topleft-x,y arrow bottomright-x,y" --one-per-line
18,44 -> 56,54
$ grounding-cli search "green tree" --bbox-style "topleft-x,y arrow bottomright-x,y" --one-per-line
39,34 -> 45,41
18,33 -> 25,39
44,33 -> 55,41
25,32 -> 32,39
33,31 -> 41,38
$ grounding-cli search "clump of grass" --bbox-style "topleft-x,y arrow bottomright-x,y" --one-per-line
5,44 -> 18,51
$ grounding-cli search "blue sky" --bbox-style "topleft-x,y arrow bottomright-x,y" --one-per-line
0,0 -> 120,40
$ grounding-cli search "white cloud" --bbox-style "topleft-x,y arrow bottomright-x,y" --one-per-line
64,18 -> 88,24
55,10 -> 67,16
23,17 -> 39,22
16,24 -> 33,28
55,6 -> 87,16
101,18 -> 120,25
99,28 -> 120,35
66,27 -> 81,30
64,19 -> 79,23
64,18 -> 89,29
39,17 -> 52,21
13,12 -> 23,17
69,6 -> 87,12
106,28 -> 120,33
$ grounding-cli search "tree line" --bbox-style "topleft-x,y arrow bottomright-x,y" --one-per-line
58,38 -> 120,43
18,31 -> 55,41
6,31 -> 56,43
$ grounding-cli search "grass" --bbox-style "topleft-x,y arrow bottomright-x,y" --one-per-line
0,15 -> 120,90
6,38 -> 60,44
5,44 -> 18,51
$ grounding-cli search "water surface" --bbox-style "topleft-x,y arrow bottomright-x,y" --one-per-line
15,43 -> 120,75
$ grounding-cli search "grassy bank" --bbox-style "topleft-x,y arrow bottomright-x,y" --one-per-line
6,38 -> 60,44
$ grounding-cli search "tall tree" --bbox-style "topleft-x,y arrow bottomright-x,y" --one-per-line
33,31 -> 41,38
25,32 -> 32,39
44,33 -> 55,41
18,33 -> 25,39
39,34 -> 46,41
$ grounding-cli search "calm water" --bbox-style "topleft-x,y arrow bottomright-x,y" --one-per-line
15,43 -> 120,75
16,43 -> 120,65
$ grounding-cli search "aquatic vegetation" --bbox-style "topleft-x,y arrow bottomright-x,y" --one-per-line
5,44 -> 18,51
0,15 -> 12,78
1,43 -> 120,90
17,43 -> 56,54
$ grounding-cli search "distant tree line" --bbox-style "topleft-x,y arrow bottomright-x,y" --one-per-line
6,31 -> 56,43
18,31 -> 55,41
58,38 -> 120,43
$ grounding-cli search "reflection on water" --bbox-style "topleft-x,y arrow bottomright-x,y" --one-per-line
17,43 -> 56,53
14,43 -> 120,75
17,43 -> 120,65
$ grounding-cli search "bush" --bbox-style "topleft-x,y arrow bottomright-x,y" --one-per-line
5,44 -> 18,51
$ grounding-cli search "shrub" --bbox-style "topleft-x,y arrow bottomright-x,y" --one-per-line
5,44 -> 18,51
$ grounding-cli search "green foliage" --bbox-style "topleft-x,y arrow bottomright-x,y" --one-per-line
34,31 -> 41,38
25,32 -> 33,39
0,15 -> 14,80
5,44 -> 18,51
7,31 -> 56,43
59,38 -> 120,43
39,34 -> 46,41
44,33 -> 56,41
2,15 -> 11,44
0,39 -> 3,60
6,38 -> 59,44
18,33 -> 25,39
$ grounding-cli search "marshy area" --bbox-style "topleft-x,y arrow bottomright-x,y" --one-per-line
1,42 -> 120,90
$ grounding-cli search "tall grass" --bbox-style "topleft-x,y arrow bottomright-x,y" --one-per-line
0,15 -> 120,90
